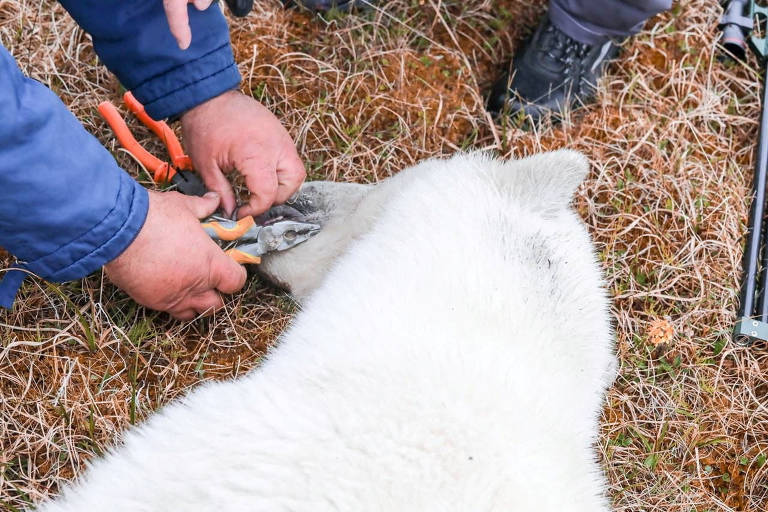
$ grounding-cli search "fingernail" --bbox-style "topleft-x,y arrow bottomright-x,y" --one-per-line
204,191 -> 220,200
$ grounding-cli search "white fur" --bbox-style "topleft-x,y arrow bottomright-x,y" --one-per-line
36,150 -> 615,512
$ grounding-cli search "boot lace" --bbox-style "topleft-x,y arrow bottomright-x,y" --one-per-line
538,24 -> 591,91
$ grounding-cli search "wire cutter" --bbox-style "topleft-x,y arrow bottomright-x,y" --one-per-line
99,92 -> 207,196
98,92 -> 320,264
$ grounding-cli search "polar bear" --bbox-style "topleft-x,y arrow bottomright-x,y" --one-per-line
35,150 -> 616,512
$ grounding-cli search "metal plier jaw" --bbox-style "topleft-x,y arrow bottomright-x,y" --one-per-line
202,216 -> 320,264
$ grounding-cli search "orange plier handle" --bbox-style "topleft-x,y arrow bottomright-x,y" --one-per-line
224,247 -> 262,265
98,92 -> 192,184
201,216 -> 263,265
201,216 -> 257,241
122,92 -> 192,172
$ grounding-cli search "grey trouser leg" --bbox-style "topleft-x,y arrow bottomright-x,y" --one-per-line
548,0 -> 672,45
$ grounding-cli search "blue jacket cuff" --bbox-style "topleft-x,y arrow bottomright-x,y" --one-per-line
0,266 -> 26,309
58,0 -> 242,121
0,175 -> 148,309
137,45 -> 241,120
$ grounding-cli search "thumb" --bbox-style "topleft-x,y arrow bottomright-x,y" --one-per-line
183,191 -> 221,219
210,250 -> 248,295
197,165 -> 238,217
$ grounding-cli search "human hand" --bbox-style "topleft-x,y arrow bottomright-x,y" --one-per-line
181,90 -> 306,218
163,0 -> 214,50
105,190 -> 247,320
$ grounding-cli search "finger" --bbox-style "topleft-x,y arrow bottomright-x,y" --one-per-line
163,0 -> 192,50
192,0 -> 214,9
188,289 -> 225,316
274,144 -> 307,204
198,165 -> 238,217
210,251 -> 248,295
170,308 -> 197,321
183,191 -> 221,219
236,159 -> 279,218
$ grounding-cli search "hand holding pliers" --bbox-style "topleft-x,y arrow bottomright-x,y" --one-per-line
98,92 -> 319,264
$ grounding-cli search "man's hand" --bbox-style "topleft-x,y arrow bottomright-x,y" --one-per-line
163,0 -> 214,50
105,190 -> 247,320
181,90 -> 306,218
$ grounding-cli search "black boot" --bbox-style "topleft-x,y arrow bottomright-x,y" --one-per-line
487,15 -> 620,121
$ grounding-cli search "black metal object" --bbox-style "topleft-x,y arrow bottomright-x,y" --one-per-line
723,1 -> 768,345
734,70 -> 768,345
172,170 -> 208,196
223,0 -> 254,17
720,0 -> 753,60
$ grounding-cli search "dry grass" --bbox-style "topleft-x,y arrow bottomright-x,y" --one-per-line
1,0 -> 767,510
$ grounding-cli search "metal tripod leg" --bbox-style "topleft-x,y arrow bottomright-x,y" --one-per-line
734,71 -> 768,346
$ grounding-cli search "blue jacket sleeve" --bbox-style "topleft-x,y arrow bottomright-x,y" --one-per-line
58,1 -> 241,120
0,45 -> 149,308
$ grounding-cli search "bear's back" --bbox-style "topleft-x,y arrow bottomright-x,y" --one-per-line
38,152 -> 614,512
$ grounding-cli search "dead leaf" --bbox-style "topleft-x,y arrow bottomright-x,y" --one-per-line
648,318 -> 675,346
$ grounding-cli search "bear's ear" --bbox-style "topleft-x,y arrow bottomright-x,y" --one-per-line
499,149 -> 589,212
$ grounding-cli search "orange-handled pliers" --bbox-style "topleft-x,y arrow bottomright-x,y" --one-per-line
98,93 -> 320,265
201,215 -> 320,264
98,92 -> 206,196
